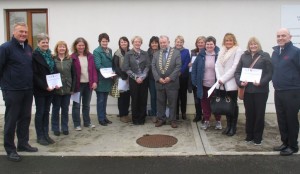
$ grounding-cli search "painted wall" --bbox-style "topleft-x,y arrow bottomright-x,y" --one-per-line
1,0 -> 299,114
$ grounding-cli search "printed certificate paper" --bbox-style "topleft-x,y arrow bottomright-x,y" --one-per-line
240,68 -> 262,83
100,68 -> 116,78
189,56 -> 197,72
46,73 -> 62,88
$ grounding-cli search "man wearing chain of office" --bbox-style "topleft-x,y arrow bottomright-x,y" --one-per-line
152,35 -> 181,128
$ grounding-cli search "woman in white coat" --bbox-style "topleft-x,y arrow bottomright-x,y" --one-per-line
215,33 -> 243,136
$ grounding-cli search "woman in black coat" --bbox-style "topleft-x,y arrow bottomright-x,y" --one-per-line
234,37 -> 273,145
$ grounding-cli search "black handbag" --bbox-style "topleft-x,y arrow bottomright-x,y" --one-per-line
210,85 -> 236,116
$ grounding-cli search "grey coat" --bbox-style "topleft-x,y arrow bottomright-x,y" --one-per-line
152,47 -> 181,90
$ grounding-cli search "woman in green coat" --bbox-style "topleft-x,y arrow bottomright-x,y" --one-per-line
93,33 -> 113,126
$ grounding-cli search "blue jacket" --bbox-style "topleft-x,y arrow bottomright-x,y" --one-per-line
179,48 -> 190,77
191,46 -> 220,99
0,37 -> 33,90
271,41 -> 300,90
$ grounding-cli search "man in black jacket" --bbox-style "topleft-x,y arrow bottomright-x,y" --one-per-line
0,22 -> 38,162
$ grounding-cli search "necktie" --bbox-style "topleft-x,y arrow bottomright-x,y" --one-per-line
280,48 -> 283,55
162,50 -> 167,66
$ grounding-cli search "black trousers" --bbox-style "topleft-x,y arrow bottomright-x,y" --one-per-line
118,91 -> 131,117
2,90 -> 33,154
129,78 -> 148,124
177,75 -> 188,114
244,92 -> 268,142
192,85 -> 202,117
275,90 -> 300,149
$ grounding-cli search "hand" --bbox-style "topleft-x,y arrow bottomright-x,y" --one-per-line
55,85 -> 60,89
241,81 -> 248,87
218,80 -> 223,85
136,77 -> 143,84
159,78 -> 166,84
188,62 -> 192,67
164,77 -> 171,83
92,82 -> 97,90
253,81 -> 260,86
46,87 -> 54,91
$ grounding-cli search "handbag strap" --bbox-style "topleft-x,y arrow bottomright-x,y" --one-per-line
249,55 -> 261,69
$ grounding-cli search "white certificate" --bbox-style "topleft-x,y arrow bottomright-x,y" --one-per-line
207,82 -> 218,98
118,78 -> 129,91
71,92 -> 80,103
46,73 -> 62,88
189,56 -> 197,72
100,68 -> 116,78
240,68 -> 262,83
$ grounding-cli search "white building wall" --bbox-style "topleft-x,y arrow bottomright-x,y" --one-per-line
1,0 -> 299,114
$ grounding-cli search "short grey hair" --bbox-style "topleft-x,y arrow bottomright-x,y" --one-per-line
36,33 -> 49,43
13,22 -> 28,30
160,35 -> 169,41
131,36 -> 143,44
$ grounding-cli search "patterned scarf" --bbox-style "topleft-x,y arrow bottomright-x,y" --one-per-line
218,46 -> 238,66
35,47 -> 55,73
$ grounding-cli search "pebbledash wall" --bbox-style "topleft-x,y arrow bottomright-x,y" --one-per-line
0,0 -> 299,114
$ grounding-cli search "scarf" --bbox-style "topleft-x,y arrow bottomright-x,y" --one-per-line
115,49 -> 125,67
218,46 -> 238,66
35,47 -> 55,73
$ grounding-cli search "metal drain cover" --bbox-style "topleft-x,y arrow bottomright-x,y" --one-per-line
136,134 -> 178,148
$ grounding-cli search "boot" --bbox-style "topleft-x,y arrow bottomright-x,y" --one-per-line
182,113 -> 187,120
227,106 -> 239,136
193,114 -> 202,122
222,116 -> 231,135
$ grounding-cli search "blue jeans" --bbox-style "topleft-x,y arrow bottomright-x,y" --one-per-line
96,91 -> 108,121
51,94 -> 71,132
34,95 -> 53,139
148,78 -> 157,116
72,83 -> 92,127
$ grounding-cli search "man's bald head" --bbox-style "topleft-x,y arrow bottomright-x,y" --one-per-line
276,28 -> 292,47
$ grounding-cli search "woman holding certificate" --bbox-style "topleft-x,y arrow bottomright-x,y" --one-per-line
71,37 -> 98,131
93,33 -> 113,126
112,37 -> 131,123
122,36 -> 150,125
51,41 -> 76,136
33,33 -> 58,145
234,37 -> 273,145
215,33 -> 243,136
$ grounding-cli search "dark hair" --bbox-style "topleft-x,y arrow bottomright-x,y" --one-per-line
71,37 -> 90,56
118,36 -> 130,51
206,36 -> 216,45
148,36 -> 160,49
98,33 -> 110,42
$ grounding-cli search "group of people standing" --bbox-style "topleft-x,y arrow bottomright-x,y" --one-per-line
1,22 -> 300,162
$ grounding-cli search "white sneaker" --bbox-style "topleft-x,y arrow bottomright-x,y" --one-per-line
75,126 -> 82,131
88,124 -> 95,128
215,121 -> 222,130
201,121 -> 210,130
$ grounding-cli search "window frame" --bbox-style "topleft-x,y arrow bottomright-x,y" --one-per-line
5,9 -> 48,47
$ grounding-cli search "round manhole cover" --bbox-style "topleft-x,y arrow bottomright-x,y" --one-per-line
136,134 -> 178,148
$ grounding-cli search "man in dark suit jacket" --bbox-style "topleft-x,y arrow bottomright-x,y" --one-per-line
0,22 -> 38,162
152,35 -> 181,128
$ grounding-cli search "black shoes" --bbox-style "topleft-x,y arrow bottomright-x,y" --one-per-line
45,136 -> 55,144
37,138 -> 49,146
99,120 -> 107,126
7,151 -> 21,162
182,113 -> 187,120
54,131 -> 60,136
273,144 -> 288,151
105,118 -> 112,124
63,131 -> 69,135
193,115 -> 202,122
17,144 -> 38,152
280,147 -> 299,156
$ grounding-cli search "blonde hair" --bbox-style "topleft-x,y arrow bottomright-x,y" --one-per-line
131,36 -> 143,44
54,41 -> 70,59
247,37 -> 262,52
175,35 -> 184,43
13,22 -> 28,30
222,33 -> 238,46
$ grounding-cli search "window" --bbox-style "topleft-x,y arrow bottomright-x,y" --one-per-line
6,9 -> 48,49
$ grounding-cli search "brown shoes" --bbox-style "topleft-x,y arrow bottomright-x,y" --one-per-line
171,121 -> 178,128
151,117 -> 158,123
155,120 -> 166,127
120,116 -> 129,123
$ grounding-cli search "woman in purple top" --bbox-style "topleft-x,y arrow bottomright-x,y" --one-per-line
174,35 -> 190,120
